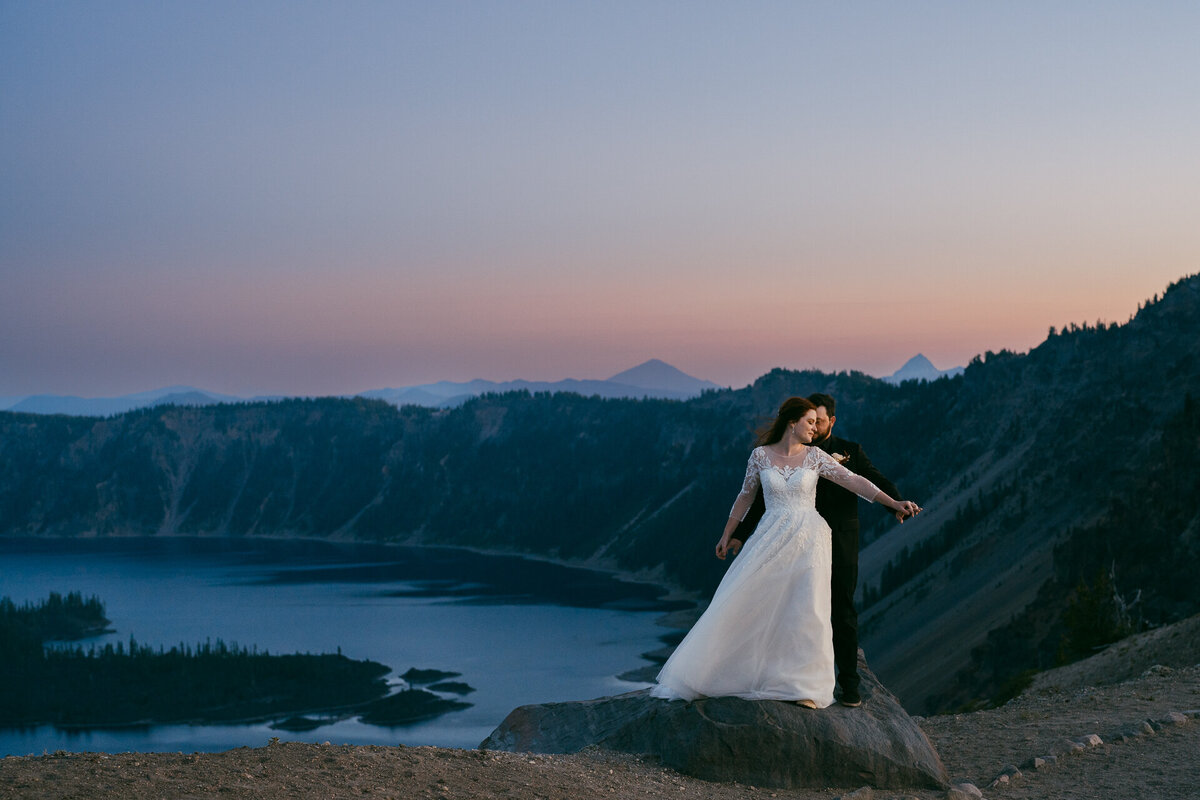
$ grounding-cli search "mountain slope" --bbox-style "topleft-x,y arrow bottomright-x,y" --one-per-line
855,274 -> 1200,711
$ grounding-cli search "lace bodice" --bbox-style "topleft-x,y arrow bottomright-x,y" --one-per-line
729,445 -> 884,521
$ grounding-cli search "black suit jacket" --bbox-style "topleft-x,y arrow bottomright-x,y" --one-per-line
731,434 -> 901,542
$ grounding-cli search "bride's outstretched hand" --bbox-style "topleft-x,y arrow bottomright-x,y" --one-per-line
894,500 -> 922,522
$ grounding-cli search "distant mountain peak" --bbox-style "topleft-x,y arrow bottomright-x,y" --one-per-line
606,359 -> 720,393
901,354 -> 934,369
882,354 -> 964,385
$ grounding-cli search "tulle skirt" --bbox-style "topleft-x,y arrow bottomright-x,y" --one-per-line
650,505 -> 835,707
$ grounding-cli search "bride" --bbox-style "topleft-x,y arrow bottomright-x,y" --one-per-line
651,397 -> 919,708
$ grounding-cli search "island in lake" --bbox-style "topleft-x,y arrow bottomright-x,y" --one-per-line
0,592 -> 472,730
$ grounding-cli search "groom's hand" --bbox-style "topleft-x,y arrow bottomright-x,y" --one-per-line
894,501 -> 922,522
717,538 -> 743,560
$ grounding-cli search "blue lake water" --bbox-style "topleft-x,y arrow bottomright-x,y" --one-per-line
0,537 -> 687,757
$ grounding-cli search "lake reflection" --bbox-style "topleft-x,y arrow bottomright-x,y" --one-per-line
0,537 -> 685,757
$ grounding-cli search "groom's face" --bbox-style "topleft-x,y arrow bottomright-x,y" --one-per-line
812,406 -> 835,443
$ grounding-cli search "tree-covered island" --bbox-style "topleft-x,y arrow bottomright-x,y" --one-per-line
0,593 -> 471,729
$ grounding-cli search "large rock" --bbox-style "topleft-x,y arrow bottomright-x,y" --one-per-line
480,653 -> 947,790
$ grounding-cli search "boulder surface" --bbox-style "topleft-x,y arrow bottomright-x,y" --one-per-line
480,653 -> 948,790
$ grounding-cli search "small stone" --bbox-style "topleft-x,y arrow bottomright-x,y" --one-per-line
990,774 -> 1010,787
1181,709 -> 1200,719
1050,738 -> 1085,756
1160,712 -> 1188,726
946,782 -> 984,799
1024,757 -> 1046,770
1078,734 -> 1103,747
1139,721 -> 1156,735
836,787 -> 873,800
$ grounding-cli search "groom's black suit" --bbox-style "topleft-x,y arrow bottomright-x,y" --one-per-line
731,434 -> 901,699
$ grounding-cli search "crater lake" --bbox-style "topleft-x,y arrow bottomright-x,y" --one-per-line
0,537 -> 689,756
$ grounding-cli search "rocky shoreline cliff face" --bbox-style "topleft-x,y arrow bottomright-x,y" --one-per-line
2,275 -> 1199,714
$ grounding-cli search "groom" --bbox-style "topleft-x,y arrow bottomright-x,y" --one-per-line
727,392 -> 905,707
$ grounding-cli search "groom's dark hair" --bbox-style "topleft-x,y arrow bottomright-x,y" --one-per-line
808,393 -> 836,415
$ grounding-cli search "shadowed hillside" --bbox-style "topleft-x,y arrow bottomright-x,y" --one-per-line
854,273 -> 1200,712
2,274 -> 1198,713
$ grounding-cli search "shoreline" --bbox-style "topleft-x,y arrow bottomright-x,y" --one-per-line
4,666 -> 1198,800
387,536 -> 703,621
0,530 -> 702,628
19,692 -> 459,734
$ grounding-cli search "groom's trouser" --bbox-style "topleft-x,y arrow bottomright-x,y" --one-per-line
830,522 -> 860,694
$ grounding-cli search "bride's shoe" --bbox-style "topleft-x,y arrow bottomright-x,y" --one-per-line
794,698 -> 817,709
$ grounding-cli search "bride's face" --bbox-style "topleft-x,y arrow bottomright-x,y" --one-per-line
791,410 -> 817,443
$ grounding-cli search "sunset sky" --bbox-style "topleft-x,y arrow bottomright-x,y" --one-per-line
3,2 -> 1198,398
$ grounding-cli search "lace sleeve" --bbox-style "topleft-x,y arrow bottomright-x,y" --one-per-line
729,448 -> 768,521
812,449 -> 884,503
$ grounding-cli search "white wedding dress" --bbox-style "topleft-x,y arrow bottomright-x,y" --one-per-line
650,445 -> 884,707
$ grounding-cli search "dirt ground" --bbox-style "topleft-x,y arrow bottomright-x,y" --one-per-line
3,662 -> 1198,800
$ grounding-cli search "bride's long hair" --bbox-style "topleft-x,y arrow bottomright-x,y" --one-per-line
755,396 -> 816,446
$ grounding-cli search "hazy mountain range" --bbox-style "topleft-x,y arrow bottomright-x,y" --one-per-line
0,387 -> 271,418
357,358 -> 723,408
0,356 -> 960,417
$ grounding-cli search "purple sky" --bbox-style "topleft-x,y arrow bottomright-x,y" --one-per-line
3,2 -> 1198,398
